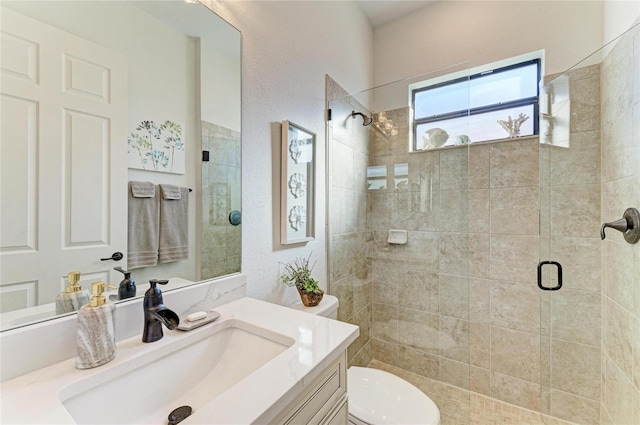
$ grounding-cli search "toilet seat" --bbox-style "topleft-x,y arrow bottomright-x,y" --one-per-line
347,367 -> 440,425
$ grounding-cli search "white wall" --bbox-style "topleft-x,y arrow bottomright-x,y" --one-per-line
200,38 -> 241,132
373,0 -> 605,86
201,0 -> 374,304
604,0 -> 640,43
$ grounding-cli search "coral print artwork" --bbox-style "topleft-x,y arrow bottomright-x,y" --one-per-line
128,115 -> 185,174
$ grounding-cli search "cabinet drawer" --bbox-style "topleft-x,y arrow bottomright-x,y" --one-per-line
280,353 -> 346,425
322,395 -> 348,425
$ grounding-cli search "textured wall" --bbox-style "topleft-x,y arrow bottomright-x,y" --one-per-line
373,1 -> 604,86
201,1 -> 373,303
604,1 -> 640,45
600,22 -> 640,425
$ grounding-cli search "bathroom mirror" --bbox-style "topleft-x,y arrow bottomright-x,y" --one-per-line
0,0 -> 241,331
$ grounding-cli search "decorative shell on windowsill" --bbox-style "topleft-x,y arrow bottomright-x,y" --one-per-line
422,128 -> 449,149
288,206 -> 306,231
497,113 -> 529,138
288,173 -> 306,198
451,135 -> 470,146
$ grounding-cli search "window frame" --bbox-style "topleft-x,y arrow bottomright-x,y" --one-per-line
411,58 -> 541,150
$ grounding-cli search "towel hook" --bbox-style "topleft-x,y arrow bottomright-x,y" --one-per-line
600,208 -> 640,244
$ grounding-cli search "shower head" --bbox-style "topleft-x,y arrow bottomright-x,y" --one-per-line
351,110 -> 373,126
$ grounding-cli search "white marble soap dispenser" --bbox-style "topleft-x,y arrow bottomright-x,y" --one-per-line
75,281 -> 116,369
55,271 -> 90,314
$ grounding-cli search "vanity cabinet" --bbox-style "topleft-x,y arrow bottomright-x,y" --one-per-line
274,351 -> 348,425
0,297 -> 360,424
324,399 -> 349,425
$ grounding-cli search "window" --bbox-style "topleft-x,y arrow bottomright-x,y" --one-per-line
367,165 -> 387,190
412,58 -> 540,150
366,163 -> 408,191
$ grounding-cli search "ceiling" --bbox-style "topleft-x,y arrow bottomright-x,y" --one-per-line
356,0 -> 435,27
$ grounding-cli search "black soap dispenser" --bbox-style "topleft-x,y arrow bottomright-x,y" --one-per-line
114,266 -> 136,300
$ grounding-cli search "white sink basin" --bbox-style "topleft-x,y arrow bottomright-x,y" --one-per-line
1,297 -> 359,425
59,319 -> 293,424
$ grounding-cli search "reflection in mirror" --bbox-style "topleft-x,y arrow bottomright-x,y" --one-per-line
0,0 -> 241,331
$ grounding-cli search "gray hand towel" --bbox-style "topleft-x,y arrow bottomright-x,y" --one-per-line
130,181 -> 155,198
128,183 -> 160,269
160,184 -> 182,200
158,187 -> 189,263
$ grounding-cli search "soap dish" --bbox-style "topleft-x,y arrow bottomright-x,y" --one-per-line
176,309 -> 221,331
387,229 -> 408,244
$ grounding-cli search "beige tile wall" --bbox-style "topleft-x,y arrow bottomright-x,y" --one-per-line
326,76 -> 372,367
328,30 -> 640,421
368,128 -> 548,410
201,121 -> 241,279
600,22 -> 640,425
366,63 -> 602,422
540,63 -> 603,425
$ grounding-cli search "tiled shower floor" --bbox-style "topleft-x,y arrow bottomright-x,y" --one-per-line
368,360 -> 577,425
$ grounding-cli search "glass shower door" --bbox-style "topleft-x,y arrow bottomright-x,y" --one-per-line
200,123 -> 242,280
538,58 -> 603,424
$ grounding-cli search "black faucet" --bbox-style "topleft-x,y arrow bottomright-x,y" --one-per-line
142,279 -> 179,343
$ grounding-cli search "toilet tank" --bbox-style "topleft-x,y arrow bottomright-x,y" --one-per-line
288,294 -> 339,319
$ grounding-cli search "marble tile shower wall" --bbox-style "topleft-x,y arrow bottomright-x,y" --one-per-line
540,64 -> 603,424
201,121 -> 241,278
367,68 -> 602,422
600,22 -> 640,425
326,76 -> 372,367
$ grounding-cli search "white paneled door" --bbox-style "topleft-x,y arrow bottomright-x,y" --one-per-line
0,7 -> 128,312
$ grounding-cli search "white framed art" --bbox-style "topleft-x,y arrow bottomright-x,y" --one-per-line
281,120 -> 315,244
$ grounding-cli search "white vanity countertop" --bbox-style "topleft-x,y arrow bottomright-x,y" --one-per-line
0,297 -> 359,424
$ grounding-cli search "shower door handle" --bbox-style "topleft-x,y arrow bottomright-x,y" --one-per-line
537,261 -> 562,291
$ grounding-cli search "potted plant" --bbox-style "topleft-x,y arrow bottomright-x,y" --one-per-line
280,254 -> 324,307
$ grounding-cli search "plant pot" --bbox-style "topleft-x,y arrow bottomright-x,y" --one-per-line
296,286 -> 324,307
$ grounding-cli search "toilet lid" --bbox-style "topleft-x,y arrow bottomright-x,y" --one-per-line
348,367 -> 440,425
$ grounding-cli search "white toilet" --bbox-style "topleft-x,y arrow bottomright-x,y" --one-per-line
289,295 -> 441,425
